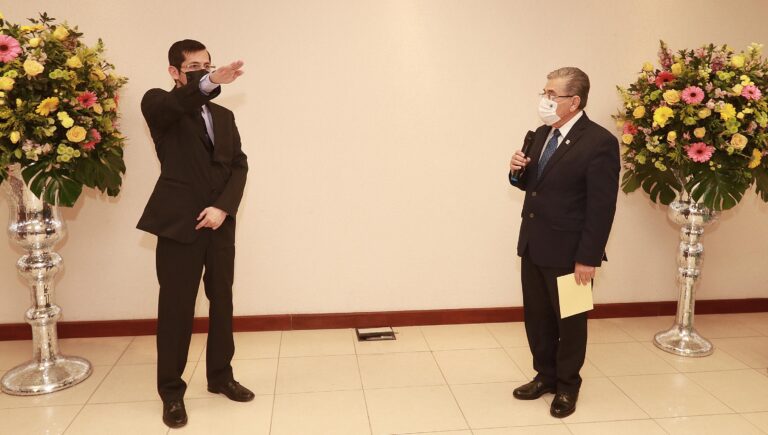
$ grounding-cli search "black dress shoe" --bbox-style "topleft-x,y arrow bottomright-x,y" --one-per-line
207,379 -> 255,402
513,380 -> 556,400
550,391 -> 578,418
162,400 -> 188,428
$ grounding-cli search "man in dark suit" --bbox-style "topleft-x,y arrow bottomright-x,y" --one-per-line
508,67 -> 619,418
138,39 -> 253,428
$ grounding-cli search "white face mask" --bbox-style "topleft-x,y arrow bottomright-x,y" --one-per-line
538,97 -> 561,126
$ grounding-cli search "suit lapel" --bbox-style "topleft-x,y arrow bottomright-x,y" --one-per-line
537,113 -> 590,183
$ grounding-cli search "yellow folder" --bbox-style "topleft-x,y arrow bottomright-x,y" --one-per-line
557,273 -> 593,319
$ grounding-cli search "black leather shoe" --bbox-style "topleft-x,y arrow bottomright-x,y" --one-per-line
162,400 -> 188,428
550,391 -> 578,418
513,380 -> 556,400
207,380 -> 255,402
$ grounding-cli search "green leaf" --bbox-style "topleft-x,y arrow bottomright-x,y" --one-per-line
55,175 -> 83,207
687,166 -> 749,211
621,170 -> 641,193
753,166 -> 768,202
21,163 -> 48,200
637,166 -> 681,205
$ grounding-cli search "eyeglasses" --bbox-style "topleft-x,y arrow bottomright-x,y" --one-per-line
539,91 -> 574,101
180,63 -> 216,72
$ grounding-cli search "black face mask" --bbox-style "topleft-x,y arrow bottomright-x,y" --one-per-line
176,69 -> 208,87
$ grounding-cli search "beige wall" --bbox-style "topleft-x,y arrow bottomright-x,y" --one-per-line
1,1 -> 767,323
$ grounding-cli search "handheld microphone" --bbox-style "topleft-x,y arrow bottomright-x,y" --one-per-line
510,130 -> 536,182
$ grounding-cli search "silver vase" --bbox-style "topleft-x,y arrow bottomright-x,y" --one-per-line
653,199 -> 717,357
1,166 -> 92,395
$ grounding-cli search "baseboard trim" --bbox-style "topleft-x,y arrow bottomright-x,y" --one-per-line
1,298 -> 767,341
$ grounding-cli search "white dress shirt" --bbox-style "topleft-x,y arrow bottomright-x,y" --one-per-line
198,74 -> 220,145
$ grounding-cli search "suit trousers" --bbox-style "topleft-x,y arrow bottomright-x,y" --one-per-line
521,253 -> 588,394
156,218 -> 236,402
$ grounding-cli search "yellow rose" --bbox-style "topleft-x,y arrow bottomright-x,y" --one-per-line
52,26 -> 69,41
663,90 -> 681,104
671,63 -> 683,75
653,106 -> 674,127
28,37 -> 41,48
748,148 -> 762,169
730,133 -> 748,150
642,62 -> 654,72
66,126 -> 87,142
35,97 -> 60,116
698,108 -> 712,119
733,84 -> 744,95
0,76 -> 14,91
719,103 -> 737,120
731,54 -> 745,68
92,103 -> 103,114
10,131 -> 20,144
737,112 -> 745,120
694,127 -> 706,138
667,131 -> 677,142
622,134 -> 634,145
65,56 -> 83,69
23,59 -> 44,77
633,106 -> 646,119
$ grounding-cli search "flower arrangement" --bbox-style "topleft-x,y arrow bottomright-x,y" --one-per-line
616,41 -> 768,211
0,12 -> 127,206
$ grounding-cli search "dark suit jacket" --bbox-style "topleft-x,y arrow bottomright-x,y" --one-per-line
509,113 -> 619,268
137,75 -> 248,244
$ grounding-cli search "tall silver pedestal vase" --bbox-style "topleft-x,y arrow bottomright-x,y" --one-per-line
1,167 -> 92,395
653,198 -> 717,357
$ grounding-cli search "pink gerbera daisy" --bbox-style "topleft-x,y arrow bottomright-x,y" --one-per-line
76,91 -> 97,108
0,35 -> 22,63
686,142 -> 715,163
681,86 -> 705,105
741,85 -> 762,101
81,129 -> 101,151
654,71 -> 676,88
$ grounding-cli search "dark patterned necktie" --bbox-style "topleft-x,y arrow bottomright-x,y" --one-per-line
199,107 -> 213,152
538,128 -> 560,177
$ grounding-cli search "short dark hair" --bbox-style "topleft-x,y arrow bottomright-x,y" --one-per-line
547,67 -> 590,110
168,39 -> 209,69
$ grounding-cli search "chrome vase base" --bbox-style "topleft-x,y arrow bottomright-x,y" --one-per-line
654,325 -> 713,357
1,356 -> 92,396
3,165 -> 92,396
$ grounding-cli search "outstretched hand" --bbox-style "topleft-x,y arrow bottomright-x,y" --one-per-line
210,60 -> 245,85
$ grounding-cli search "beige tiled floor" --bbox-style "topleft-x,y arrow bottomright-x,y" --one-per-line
1,313 -> 768,434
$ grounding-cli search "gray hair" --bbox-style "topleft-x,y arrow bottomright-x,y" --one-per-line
547,67 -> 590,110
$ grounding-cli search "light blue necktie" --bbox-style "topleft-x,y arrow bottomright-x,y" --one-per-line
538,128 -> 560,178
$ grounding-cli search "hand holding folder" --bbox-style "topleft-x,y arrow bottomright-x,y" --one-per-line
557,273 -> 593,319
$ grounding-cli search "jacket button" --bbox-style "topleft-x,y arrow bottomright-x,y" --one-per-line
531,192 -> 537,197
529,213 -> 535,218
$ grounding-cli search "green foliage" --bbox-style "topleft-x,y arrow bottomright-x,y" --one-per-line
0,13 -> 128,206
